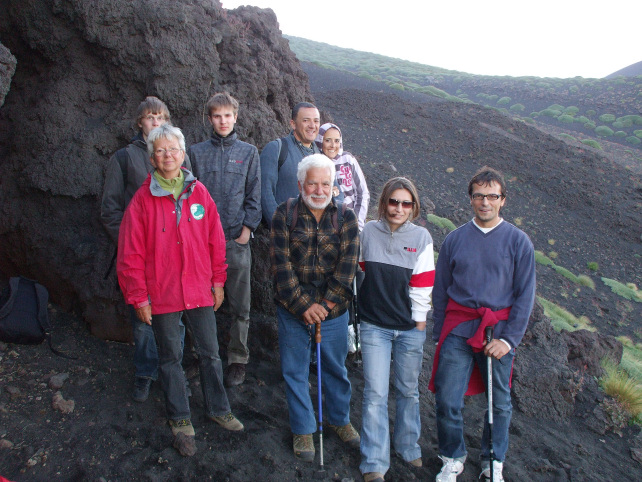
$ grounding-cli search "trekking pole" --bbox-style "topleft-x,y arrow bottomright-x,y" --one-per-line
315,320 -> 326,478
485,326 -> 495,482
352,276 -> 362,365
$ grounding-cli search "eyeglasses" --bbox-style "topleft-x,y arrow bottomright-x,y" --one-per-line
388,198 -> 415,208
471,193 -> 503,201
154,147 -> 182,157
143,114 -> 167,122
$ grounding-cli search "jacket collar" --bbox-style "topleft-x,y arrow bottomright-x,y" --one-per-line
149,168 -> 197,198
210,130 -> 238,148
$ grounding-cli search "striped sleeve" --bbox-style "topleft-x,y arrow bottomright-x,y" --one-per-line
408,241 -> 435,321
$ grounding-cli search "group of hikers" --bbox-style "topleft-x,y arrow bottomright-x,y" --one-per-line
100,93 -> 536,481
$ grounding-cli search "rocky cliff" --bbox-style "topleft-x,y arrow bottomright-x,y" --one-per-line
0,0 -> 311,340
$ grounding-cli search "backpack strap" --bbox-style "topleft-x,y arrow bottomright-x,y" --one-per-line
286,197 -> 299,233
277,136 -> 289,171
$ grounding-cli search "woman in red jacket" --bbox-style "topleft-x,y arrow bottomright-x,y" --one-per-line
117,124 -> 242,456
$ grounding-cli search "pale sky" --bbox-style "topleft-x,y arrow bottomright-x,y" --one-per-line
222,0 -> 640,79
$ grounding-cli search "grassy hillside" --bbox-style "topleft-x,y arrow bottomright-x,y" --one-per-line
287,36 -> 642,162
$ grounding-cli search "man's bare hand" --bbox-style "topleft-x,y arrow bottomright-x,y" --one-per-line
483,339 -> 510,359
235,226 -> 251,245
302,303 -> 328,325
135,305 -> 152,325
212,286 -> 224,311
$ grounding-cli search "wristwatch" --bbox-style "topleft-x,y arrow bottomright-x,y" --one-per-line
319,300 -> 331,312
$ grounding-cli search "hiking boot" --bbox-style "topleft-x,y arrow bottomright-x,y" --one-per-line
479,460 -> 504,482
328,422 -> 360,449
363,473 -> 385,482
168,418 -> 195,437
293,433 -> 315,462
208,412 -> 244,431
132,377 -> 152,403
436,455 -> 464,482
408,457 -> 422,467
173,431 -> 197,457
224,363 -> 246,387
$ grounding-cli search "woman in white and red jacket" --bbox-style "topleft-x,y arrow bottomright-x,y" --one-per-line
117,124 -> 242,456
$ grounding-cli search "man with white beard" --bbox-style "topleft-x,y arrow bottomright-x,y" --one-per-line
270,154 -> 361,462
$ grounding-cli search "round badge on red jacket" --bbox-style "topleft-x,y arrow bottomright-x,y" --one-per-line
190,204 -> 205,220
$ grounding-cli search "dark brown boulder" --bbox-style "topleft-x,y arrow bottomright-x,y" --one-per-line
512,301 -> 577,422
563,329 -> 623,377
0,0 -> 312,340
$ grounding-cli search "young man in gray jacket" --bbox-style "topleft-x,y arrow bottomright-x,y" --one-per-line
101,96 -> 191,402
187,92 -> 261,387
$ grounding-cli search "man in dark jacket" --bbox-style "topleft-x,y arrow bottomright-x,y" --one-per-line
188,92 -> 261,387
101,96 -> 191,403
260,102 -> 321,227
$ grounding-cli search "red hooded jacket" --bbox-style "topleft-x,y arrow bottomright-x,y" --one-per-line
117,169 -> 227,314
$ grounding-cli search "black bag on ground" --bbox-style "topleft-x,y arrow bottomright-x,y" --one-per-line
0,276 -> 50,344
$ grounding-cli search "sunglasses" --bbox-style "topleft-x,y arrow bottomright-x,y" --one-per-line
388,198 -> 415,208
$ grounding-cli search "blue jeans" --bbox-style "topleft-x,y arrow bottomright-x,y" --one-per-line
434,334 -> 514,462
152,307 -> 230,421
359,322 -> 426,475
277,306 -> 352,434
129,306 -> 185,380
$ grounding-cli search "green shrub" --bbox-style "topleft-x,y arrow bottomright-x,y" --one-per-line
599,113 -> 616,123
626,136 -> 642,145
538,296 -> 595,332
535,250 -> 554,266
558,133 -> 576,141
390,83 -> 404,91
530,112 -> 539,118
583,121 -> 596,130
575,116 -> 590,124
540,108 -> 561,117
587,109 -> 596,117
426,214 -> 456,232
617,336 -> 642,382
569,86 -> 579,94
599,359 -> 642,419
522,117 -> 535,124
558,114 -> 574,124
602,278 -> 642,302
548,103 -> 565,111
577,274 -> 596,289
488,94 -> 498,101
581,139 -> 601,149
587,261 -> 599,271
612,121 -> 625,129
564,106 -> 579,115
509,103 -> 525,112
595,126 -> 614,137
635,130 -> 642,138
614,131 -> 627,138
497,96 -> 511,105
618,115 -> 642,126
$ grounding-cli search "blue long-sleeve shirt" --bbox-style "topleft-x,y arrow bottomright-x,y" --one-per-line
431,219 -> 536,348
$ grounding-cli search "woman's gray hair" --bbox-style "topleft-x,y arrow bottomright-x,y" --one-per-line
297,153 -> 336,184
146,124 -> 186,157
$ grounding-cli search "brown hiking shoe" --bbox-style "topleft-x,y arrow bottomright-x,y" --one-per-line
224,363 -> 246,387
363,472 -> 385,482
168,418 -> 195,437
328,422 -> 360,448
173,431 -> 197,457
293,433 -> 315,462
208,412 -> 244,431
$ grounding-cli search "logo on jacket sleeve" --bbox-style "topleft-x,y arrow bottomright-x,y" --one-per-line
191,204 -> 205,220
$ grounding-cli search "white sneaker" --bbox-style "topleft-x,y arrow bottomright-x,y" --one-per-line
436,455 -> 465,482
479,460 -> 504,482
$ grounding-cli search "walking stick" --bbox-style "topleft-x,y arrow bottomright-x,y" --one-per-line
315,321 -> 326,477
485,326 -> 495,481
352,276 -> 361,364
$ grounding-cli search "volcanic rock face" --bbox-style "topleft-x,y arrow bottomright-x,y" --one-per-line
0,41 -> 16,107
0,0 -> 312,340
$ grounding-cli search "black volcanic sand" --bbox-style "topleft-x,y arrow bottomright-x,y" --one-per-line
1,66 -> 642,481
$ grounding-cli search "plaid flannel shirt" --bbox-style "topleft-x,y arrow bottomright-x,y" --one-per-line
270,196 -> 359,319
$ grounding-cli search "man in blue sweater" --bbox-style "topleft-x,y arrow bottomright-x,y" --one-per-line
430,166 -> 536,482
